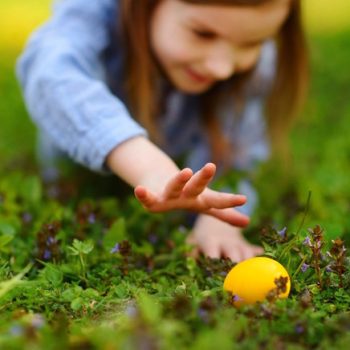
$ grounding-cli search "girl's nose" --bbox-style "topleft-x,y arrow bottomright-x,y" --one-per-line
204,45 -> 235,81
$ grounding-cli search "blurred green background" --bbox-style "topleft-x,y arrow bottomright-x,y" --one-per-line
0,0 -> 350,235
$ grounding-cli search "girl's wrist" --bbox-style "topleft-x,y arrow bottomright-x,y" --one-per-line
106,136 -> 180,190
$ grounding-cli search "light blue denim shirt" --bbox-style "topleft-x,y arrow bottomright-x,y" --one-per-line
16,0 -> 275,215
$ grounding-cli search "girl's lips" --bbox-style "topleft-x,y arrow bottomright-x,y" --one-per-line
185,68 -> 212,84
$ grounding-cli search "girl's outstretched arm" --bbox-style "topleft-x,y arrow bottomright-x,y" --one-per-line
106,136 -> 250,227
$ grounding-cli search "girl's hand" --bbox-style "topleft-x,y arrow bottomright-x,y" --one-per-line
187,214 -> 264,262
134,163 -> 249,227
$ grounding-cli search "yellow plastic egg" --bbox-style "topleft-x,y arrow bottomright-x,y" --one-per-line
223,257 -> 291,306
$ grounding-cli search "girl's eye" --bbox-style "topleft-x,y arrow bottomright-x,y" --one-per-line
193,29 -> 216,40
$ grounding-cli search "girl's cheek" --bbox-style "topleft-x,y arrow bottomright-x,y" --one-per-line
168,44 -> 196,65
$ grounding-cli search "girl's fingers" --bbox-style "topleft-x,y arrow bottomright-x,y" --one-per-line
221,241 -> 263,263
200,242 -> 221,259
134,186 -> 157,208
223,247 -> 243,263
206,208 -> 250,227
203,190 -> 247,209
235,245 -> 263,262
252,245 -> 264,256
183,163 -> 216,197
163,168 -> 193,199
238,246 -> 255,262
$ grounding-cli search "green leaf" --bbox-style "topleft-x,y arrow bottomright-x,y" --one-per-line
0,221 -> 16,236
20,176 -> 42,207
0,264 -> 32,299
62,286 -> 83,302
112,284 -> 130,299
103,218 -> 127,251
71,297 -> 83,311
136,292 -> 162,325
0,234 -> 13,249
82,288 -> 99,299
80,240 -> 94,255
67,246 -> 79,256
42,263 -> 63,287
70,239 -> 94,255
191,329 -> 236,350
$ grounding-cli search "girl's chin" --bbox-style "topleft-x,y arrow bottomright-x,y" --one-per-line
172,79 -> 213,94
161,68 -> 214,94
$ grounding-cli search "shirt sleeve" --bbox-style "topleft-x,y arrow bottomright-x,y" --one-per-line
16,0 -> 147,172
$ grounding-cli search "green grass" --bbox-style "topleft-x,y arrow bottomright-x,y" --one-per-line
290,30 -> 350,234
0,52 -> 36,166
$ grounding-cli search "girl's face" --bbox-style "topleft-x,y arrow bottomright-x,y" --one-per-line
150,0 -> 290,94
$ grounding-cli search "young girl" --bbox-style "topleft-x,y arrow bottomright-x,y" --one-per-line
16,0 -> 308,262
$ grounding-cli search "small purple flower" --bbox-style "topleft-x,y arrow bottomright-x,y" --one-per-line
233,294 -> 243,303
22,212 -> 33,224
198,308 -> 210,323
148,233 -> 158,244
31,314 -> 45,329
301,263 -> 310,273
198,308 -> 207,317
125,305 -> 137,317
325,264 -> 333,273
303,236 -> 311,247
277,227 -> 287,239
295,324 -> 305,334
47,236 -> 57,245
110,243 -> 120,254
43,249 -> 52,260
87,213 -> 96,224
9,325 -> 23,336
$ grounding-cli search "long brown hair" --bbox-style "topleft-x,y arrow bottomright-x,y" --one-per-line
119,0 -> 309,164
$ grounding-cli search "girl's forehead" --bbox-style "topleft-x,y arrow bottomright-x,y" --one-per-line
179,0 -> 291,41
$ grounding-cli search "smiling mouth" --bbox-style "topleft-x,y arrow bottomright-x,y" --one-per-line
185,68 -> 212,84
